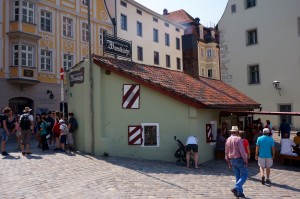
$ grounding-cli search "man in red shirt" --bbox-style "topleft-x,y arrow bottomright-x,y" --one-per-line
225,126 -> 248,198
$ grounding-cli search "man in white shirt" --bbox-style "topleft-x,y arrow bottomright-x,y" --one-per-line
185,136 -> 198,168
280,133 -> 297,156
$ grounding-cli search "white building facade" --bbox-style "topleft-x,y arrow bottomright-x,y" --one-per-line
105,0 -> 185,71
218,0 -> 300,129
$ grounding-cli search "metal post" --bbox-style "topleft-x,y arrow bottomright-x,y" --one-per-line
88,0 -> 94,155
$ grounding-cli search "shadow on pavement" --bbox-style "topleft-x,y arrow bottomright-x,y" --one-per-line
248,177 -> 300,192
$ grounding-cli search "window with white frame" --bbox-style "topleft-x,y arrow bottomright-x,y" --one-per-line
82,23 -> 89,41
154,51 -> 159,65
22,0 -> 35,23
247,29 -> 257,45
137,46 -> 143,61
248,64 -> 260,84
245,0 -> 256,9
165,33 -> 170,46
13,44 -> 19,66
41,10 -> 52,32
82,0 -> 88,6
63,17 -> 73,37
166,55 -> 171,68
13,0 -> 20,21
41,49 -> 52,71
121,14 -> 127,31
137,21 -> 142,37
99,28 -> 106,46
63,54 -> 73,71
153,28 -> 159,42
206,49 -> 212,58
141,123 -> 159,147
21,44 -> 33,67
176,57 -> 181,70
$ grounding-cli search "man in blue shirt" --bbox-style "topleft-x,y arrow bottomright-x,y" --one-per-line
256,128 -> 275,185
278,119 -> 291,138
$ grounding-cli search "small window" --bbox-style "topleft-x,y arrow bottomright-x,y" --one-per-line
141,123 -> 160,147
121,14 -> 127,31
137,21 -> 142,37
82,23 -> 89,41
245,0 -> 256,9
165,33 -> 170,46
120,1 -> 127,7
21,0 -> 35,23
63,54 -> 73,71
175,28 -> 180,32
247,29 -> 258,45
166,55 -> 170,68
279,105 -> 292,125
248,65 -> 260,84
99,28 -> 106,46
63,16 -> 73,37
154,51 -> 159,65
153,17 -> 158,22
41,10 -> 52,32
137,46 -> 143,61
41,49 -> 52,71
206,49 -> 212,58
153,29 -> 159,42
136,9 -> 142,15
231,4 -> 236,13
176,38 -> 180,50
208,69 -> 213,78
164,22 -> 169,27
176,58 -> 181,70
82,0 -> 88,6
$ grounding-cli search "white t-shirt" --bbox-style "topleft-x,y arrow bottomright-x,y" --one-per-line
186,136 -> 198,145
20,113 -> 33,122
280,138 -> 296,155
60,123 -> 68,135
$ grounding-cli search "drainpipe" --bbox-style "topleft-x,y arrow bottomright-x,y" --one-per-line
88,0 -> 94,155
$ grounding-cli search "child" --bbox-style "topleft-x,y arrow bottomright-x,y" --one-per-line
59,119 -> 69,152
239,131 -> 250,159
39,116 -> 49,151
13,115 -> 21,150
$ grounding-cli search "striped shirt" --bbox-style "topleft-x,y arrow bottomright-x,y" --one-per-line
225,135 -> 247,162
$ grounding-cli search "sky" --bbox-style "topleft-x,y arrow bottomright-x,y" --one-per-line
135,0 -> 228,27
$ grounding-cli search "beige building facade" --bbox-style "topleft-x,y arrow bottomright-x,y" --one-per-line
218,0 -> 300,129
0,0 -> 112,114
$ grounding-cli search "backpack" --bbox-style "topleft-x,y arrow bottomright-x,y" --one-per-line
69,118 -> 78,132
20,115 -> 31,130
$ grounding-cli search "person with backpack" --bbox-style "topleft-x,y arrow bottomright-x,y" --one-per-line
1,107 -> 12,156
67,112 -> 78,151
20,107 -> 34,156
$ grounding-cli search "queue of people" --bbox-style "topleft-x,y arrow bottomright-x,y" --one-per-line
0,106 -> 78,156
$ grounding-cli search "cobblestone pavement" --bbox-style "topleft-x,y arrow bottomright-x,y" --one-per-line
0,138 -> 299,199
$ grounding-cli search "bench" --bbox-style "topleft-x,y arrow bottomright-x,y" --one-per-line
280,154 -> 300,165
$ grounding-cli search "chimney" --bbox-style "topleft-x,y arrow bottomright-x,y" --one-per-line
182,34 -> 199,78
163,8 -> 168,15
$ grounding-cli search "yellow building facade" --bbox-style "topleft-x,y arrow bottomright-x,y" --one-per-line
0,0 -> 113,114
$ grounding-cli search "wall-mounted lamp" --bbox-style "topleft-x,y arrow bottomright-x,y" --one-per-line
273,80 -> 281,96
47,90 -> 54,99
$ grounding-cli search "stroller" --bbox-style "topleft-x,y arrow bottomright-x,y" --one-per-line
174,136 -> 195,166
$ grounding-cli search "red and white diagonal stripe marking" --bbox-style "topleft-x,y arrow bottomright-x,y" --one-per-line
128,126 -> 142,145
123,84 -> 140,109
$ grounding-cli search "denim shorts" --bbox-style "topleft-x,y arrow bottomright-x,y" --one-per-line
0,128 -> 8,142
60,135 -> 67,144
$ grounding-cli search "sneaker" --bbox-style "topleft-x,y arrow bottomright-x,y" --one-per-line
2,151 -> 9,156
266,179 -> 271,184
22,152 -> 26,156
237,193 -> 245,198
261,176 -> 265,185
231,188 -> 238,197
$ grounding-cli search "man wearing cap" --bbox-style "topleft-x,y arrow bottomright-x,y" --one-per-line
225,126 -> 248,198
20,107 -> 34,156
255,128 -> 275,185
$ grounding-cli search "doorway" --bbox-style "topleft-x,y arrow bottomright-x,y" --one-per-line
9,97 -> 34,115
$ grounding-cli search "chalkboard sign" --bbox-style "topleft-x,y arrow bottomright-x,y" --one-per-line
23,69 -> 34,77
143,125 -> 157,146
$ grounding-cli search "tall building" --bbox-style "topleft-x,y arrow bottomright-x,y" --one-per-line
105,0 -> 185,71
218,0 -> 300,128
163,9 -> 220,79
0,0 -> 113,114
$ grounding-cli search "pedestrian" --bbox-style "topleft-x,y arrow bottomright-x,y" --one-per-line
59,119 -> 68,152
185,135 -> 199,168
255,128 -> 275,185
20,106 -> 34,156
52,113 -> 61,151
45,111 -> 54,146
239,131 -> 250,160
280,133 -> 297,156
13,115 -> 22,150
225,126 -> 248,198
294,132 -> 300,146
0,107 -> 12,156
39,115 -> 49,151
34,114 -> 42,149
278,119 -> 291,138
265,120 -> 273,137
67,112 -> 78,151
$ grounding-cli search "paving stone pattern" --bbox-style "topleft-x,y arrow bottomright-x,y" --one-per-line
0,138 -> 299,199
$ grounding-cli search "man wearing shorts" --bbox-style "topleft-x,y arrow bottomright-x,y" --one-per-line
1,107 -> 12,156
185,135 -> 198,168
256,128 -> 275,185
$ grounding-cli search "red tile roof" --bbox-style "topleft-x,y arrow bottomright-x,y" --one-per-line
164,9 -> 194,24
93,55 -> 260,110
